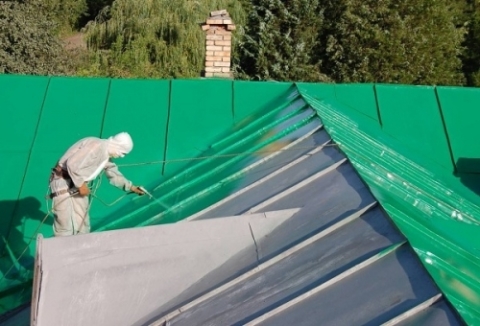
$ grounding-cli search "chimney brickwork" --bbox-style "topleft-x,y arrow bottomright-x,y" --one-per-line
202,10 -> 235,78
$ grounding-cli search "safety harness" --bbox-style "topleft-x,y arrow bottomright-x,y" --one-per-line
48,164 -> 78,199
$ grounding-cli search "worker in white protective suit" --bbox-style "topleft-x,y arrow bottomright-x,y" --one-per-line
48,132 -> 145,236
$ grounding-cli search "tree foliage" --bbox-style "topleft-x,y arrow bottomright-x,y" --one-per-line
460,0 -> 480,86
0,0 -> 73,75
320,0 -> 463,85
1,0 -> 479,86
81,0 -> 247,78
319,0 -> 466,85
237,0 -> 329,81
43,0 -> 88,32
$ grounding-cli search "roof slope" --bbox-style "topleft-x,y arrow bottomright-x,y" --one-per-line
30,103 -> 462,325
1,76 -> 479,325
297,84 -> 480,325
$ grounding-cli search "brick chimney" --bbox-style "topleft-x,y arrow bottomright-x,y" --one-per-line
202,10 -> 236,78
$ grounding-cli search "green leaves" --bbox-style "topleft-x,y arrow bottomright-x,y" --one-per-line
0,1 -> 72,75
319,0 -> 465,85
0,0 -> 476,86
237,0 -> 330,82
461,1 -> 480,86
80,0 -> 247,78
236,0 -> 466,85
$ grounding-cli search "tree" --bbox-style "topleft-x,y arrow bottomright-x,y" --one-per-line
319,0 -> 466,85
42,0 -> 88,32
0,0 -> 73,75
460,0 -> 480,86
82,0 -> 247,78
237,0 -> 329,82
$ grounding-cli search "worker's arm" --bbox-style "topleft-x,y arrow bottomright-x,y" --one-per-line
104,161 -> 144,195
65,141 -> 106,190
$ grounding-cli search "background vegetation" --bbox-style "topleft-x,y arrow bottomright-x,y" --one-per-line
1,0 -> 480,86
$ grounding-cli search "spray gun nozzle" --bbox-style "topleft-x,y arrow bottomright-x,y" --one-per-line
138,186 -> 153,199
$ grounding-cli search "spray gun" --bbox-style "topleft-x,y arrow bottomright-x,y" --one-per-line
128,186 -> 151,198
137,186 -> 153,199
132,186 -> 170,209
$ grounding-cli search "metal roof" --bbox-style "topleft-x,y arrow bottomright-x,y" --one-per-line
148,128 -> 463,326
27,95 -> 464,325
1,76 -> 476,325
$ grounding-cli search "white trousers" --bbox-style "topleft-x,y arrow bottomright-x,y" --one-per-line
49,176 -> 90,236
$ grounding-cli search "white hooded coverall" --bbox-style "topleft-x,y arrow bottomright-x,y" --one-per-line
49,133 -> 134,236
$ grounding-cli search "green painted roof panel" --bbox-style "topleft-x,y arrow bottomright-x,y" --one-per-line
0,75 -> 48,246
165,79 -> 234,176
437,86 -> 480,174
334,83 -> 379,123
375,84 -> 454,171
233,81 -> 293,123
93,78 -> 170,221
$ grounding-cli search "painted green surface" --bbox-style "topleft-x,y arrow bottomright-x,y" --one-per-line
233,81 -> 293,123
0,75 -> 48,252
375,84 -> 455,171
295,82 -> 336,100
0,75 -> 48,152
299,86 -> 480,326
299,82 -> 380,130
92,79 -> 170,227
96,86 -> 313,231
335,83 -> 379,123
436,86 -> 480,174
0,76 -> 50,313
1,76 -> 480,325
164,79 -> 234,176
13,77 -> 110,247
0,77 -> 110,312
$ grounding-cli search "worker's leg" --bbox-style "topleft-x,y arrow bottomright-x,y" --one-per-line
51,194 -> 91,236
71,194 -> 91,235
50,176 -> 75,236
50,176 -> 91,236
51,195 -> 75,236
49,175 -> 90,236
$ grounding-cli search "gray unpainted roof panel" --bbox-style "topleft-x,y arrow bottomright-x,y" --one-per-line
167,207 -> 405,326
32,211 -> 298,326
148,129 -> 463,326
396,301 -> 465,326
258,245 -> 439,326
193,129 -> 343,220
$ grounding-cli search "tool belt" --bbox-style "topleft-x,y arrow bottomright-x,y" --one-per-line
49,164 -> 77,199
49,189 -> 76,199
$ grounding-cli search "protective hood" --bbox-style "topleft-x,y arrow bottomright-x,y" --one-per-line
107,132 -> 133,158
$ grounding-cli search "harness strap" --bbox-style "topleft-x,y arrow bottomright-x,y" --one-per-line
48,189 -> 70,199
48,164 -> 77,199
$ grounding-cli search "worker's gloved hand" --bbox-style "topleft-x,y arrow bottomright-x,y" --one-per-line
78,183 -> 90,196
130,185 -> 145,196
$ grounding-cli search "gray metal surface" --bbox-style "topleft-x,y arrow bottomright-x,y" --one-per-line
150,129 -> 463,326
192,129 -> 342,220
258,245 -> 439,326
31,211 -> 296,326
168,207 -> 405,326
395,300 -> 465,326
251,163 -> 375,260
